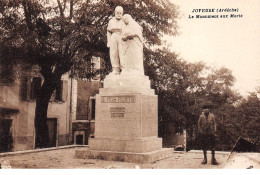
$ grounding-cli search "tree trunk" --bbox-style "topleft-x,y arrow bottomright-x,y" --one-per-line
34,75 -> 61,148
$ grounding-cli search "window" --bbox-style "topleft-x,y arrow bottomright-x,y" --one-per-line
30,77 -> 41,100
50,80 -> 68,102
54,81 -> 62,101
89,97 -> 96,120
21,77 -> 67,102
21,77 -> 42,101
0,64 -> 15,85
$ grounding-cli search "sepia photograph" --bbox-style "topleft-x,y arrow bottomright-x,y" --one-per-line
0,0 -> 259,174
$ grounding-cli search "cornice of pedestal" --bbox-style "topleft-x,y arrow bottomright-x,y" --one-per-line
102,74 -> 155,95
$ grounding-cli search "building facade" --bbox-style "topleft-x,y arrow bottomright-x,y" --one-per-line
72,79 -> 102,145
71,56 -> 103,145
0,66 -> 73,152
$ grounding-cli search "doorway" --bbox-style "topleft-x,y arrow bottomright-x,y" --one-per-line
76,134 -> 83,145
47,118 -> 57,147
0,119 -> 13,152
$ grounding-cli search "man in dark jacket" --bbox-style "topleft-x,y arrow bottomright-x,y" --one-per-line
198,105 -> 218,165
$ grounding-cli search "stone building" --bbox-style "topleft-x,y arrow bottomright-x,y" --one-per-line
71,56 -> 103,145
0,56 -> 103,152
71,80 -> 102,145
0,65 -> 74,152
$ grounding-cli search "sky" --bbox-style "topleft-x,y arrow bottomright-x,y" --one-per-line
169,0 -> 260,96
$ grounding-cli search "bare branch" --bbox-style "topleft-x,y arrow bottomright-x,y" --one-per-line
22,0 -> 33,31
56,0 -> 64,16
63,0 -> 67,12
69,0 -> 73,20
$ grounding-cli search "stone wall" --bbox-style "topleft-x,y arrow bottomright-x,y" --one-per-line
0,73 -> 73,152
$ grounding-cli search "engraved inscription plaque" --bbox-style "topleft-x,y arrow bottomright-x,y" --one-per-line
111,113 -> 124,118
110,107 -> 125,118
110,107 -> 125,113
101,96 -> 135,103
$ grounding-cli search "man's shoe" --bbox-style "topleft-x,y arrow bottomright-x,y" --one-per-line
201,159 -> 207,165
211,158 -> 218,165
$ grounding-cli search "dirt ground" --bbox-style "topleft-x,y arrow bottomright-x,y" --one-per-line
0,147 -> 231,169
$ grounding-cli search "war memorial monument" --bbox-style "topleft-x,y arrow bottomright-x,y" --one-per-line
76,6 -> 173,163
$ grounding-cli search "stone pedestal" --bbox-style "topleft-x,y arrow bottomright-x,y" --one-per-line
76,74 -> 173,163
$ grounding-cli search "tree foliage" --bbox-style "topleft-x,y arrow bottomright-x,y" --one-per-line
145,46 -> 247,150
235,91 -> 260,148
0,0 -> 179,147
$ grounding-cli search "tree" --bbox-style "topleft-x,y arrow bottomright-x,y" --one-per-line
0,0 -> 179,147
144,48 -> 187,142
144,47 -> 208,146
186,65 -> 242,150
147,49 -> 242,150
235,91 -> 260,148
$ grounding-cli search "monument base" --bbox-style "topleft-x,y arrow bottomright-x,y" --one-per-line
75,148 -> 174,164
79,73 -> 167,163
89,137 -> 162,153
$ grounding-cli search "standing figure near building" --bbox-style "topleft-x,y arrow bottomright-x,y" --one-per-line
198,105 -> 218,165
107,6 -> 125,75
121,14 -> 144,75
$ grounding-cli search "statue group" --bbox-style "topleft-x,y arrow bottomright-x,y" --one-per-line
107,6 -> 144,76
75,6 -> 167,163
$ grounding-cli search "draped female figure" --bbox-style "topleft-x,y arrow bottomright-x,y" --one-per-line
121,14 -> 144,75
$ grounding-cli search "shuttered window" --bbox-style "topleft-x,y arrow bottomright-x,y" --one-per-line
50,80 -> 68,102
0,64 -> 15,85
21,77 -> 68,102
21,77 -> 42,101
91,98 -> 96,120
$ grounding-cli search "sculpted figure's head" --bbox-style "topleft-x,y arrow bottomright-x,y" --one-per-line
122,14 -> 143,43
122,14 -> 131,25
115,6 -> 123,20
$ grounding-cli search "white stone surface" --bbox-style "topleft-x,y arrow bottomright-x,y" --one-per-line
89,88 -> 162,153
121,14 -> 144,76
107,6 -> 125,75
93,93 -> 158,140
76,148 -> 173,164
103,74 -> 154,95
89,137 -> 162,153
